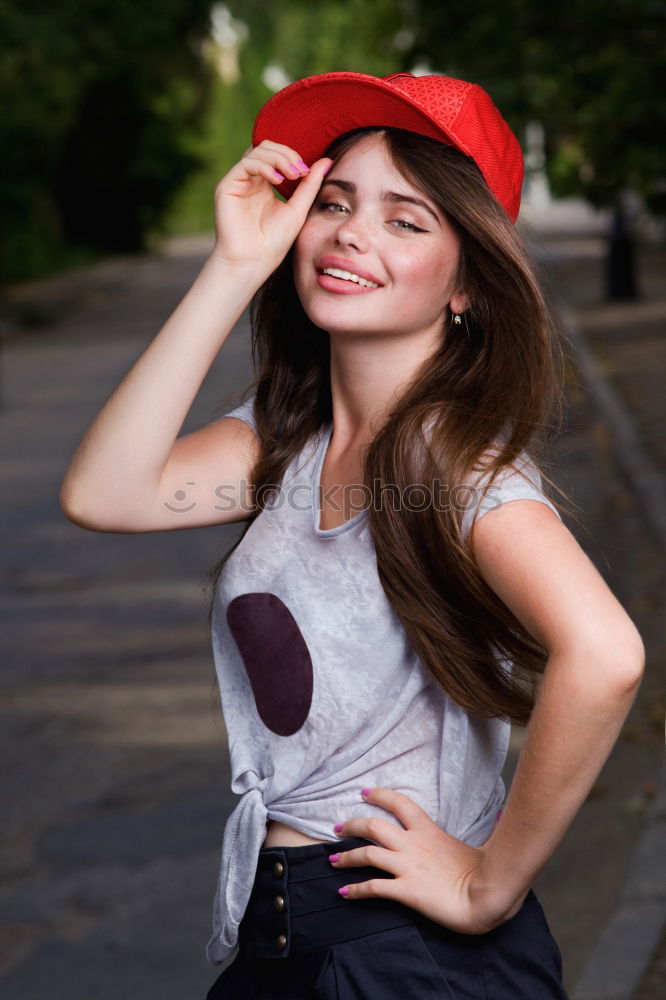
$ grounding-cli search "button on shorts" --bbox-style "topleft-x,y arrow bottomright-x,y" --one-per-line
206,836 -> 569,999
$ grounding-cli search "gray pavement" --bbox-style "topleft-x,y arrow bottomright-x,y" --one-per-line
533,232 -> 666,1000
1,229 -> 664,998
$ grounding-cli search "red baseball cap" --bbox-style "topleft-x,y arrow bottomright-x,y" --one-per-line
252,71 -> 524,222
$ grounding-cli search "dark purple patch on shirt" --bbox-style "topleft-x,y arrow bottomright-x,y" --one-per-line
226,592 -> 313,737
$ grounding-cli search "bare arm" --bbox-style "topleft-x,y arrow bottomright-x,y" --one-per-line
60,143 -> 332,532
469,499 -> 644,920
60,256 -> 260,532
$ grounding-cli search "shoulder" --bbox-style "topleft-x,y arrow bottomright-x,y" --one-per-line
469,492 -> 645,663
461,448 -> 575,650
460,447 -> 562,541
217,392 -> 258,436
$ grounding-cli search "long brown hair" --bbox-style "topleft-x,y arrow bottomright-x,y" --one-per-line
207,127 -> 574,725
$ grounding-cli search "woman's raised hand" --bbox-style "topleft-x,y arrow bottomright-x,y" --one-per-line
212,140 -> 332,275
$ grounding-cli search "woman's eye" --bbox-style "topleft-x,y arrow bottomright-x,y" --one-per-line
312,202 -> 426,232
391,218 -> 427,233
315,200 -> 348,214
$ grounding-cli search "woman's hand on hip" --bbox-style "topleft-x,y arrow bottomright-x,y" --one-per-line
211,140 -> 332,275
329,787 -> 525,935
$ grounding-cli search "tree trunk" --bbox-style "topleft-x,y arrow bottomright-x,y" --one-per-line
605,200 -> 639,301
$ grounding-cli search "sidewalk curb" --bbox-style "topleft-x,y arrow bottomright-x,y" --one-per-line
565,312 -> 666,999
572,777 -> 666,1000
563,311 -> 666,555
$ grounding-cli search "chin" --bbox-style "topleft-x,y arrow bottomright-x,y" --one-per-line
300,296 -> 379,335
305,313 -> 376,339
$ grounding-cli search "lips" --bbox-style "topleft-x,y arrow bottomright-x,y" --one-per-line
316,256 -> 384,287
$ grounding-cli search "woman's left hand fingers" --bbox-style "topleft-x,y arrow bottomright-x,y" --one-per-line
333,813 -> 405,852
330,840 -> 403,875
327,787 -> 505,933
328,787 -> 438,883
338,872 -> 403,902
332,786 -> 435,844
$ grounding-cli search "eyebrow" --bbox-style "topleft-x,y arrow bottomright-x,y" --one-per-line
320,178 -> 441,225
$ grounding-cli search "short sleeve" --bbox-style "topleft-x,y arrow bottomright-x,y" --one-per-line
219,393 -> 257,434
460,450 -> 561,540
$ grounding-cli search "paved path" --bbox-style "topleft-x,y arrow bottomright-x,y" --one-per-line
530,231 -> 666,1000
0,231 -> 663,998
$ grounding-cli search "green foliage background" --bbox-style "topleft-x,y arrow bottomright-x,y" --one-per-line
164,0 -> 412,236
2,0 -> 664,284
0,0 -> 214,282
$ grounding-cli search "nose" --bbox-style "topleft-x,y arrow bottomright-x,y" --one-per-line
333,212 -> 369,253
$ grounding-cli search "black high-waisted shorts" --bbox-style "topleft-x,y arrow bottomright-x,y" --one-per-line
206,836 -> 569,999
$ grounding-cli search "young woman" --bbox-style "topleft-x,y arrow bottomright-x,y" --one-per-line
60,72 -> 645,999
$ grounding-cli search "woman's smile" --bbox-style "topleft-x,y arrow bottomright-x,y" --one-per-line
317,255 -> 383,293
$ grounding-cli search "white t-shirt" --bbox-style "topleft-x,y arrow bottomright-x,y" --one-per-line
207,394 -> 561,967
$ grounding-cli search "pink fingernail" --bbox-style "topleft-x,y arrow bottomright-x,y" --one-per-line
272,170 -> 285,182
333,823 -> 344,834
361,788 -> 372,797
338,886 -> 349,896
297,159 -> 310,172
322,161 -> 333,175
289,162 -> 302,176
329,853 -> 340,864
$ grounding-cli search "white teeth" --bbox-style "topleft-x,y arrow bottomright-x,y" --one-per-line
322,267 -> 379,288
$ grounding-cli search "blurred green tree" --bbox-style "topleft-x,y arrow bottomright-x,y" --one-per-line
407,0 -> 666,299
231,0 -> 664,300
0,0 -> 214,282
235,0 -> 410,80
164,0 -> 412,234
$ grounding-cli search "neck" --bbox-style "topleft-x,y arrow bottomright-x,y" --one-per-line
326,326 -> 442,444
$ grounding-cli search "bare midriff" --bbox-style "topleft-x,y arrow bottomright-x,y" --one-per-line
262,819 -> 329,848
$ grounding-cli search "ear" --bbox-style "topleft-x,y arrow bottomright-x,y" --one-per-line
449,293 -> 469,315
